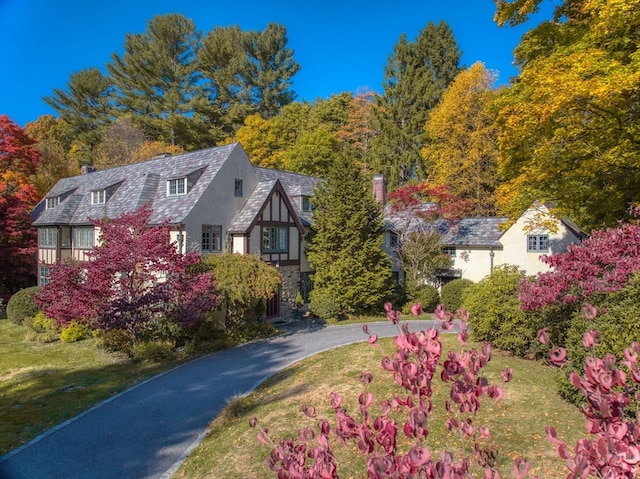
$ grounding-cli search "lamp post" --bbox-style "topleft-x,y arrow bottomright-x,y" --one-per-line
489,247 -> 495,274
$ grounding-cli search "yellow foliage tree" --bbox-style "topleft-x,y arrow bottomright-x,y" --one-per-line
422,62 -> 500,216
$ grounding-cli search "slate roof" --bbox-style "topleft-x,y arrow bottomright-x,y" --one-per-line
33,143 -> 240,226
255,167 -> 322,226
385,204 -> 508,248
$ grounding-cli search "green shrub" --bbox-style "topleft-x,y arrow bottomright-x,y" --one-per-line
60,321 -> 91,343
464,265 -> 543,357
440,278 -> 474,312
226,321 -> 279,344
411,284 -> 440,314
23,311 -> 60,343
6,286 -> 41,325
131,341 -> 176,362
94,329 -> 133,355
309,294 -> 342,320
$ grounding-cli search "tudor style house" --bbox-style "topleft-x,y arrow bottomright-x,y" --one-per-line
31,143 -> 321,317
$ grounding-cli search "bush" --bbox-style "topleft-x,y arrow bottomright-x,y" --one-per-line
60,321 -> 91,343
410,284 -> 440,313
6,286 -> 41,325
309,294 -> 342,320
226,321 -> 279,345
131,341 -> 177,362
464,265 -> 543,357
94,329 -> 133,355
23,311 -> 60,343
440,278 -> 473,312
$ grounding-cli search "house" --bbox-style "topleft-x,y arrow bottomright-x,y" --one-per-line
375,173 -> 587,284
31,143 -> 321,317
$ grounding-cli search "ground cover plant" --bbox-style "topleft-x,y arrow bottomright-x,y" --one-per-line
0,319 -> 175,455
175,323 -> 585,478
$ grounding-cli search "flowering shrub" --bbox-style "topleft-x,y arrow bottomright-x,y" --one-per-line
251,303 -> 527,478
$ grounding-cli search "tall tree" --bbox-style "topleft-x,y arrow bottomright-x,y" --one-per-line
43,68 -> 114,154
335,90 -> 377,174
93,117 -> 146,169
0,116 -> 42,293
306,153 -> 393,315
369,21 -> 462,188
494,0 -> 640,230
283,127 -> 341,177
199,23 -> 299,136
108,14 -> 212,150
422,62 -> 500,216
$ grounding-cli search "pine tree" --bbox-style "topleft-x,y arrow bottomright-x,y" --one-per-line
306,153 -> 393,315
369,21 -> 462,189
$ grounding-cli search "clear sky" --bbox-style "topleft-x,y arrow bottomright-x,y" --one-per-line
0,0 -> 548,127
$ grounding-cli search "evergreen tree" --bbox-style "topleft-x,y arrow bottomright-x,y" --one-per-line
306,153 -> 393,315
199,22 -> 299,137
43,68 -> 114,153
107,14 -> 213,150
369,21 -> 462,189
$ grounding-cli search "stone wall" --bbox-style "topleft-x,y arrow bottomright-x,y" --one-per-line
279,265 -> 301,318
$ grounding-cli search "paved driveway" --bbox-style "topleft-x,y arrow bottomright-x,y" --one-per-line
0,320 -> 443,479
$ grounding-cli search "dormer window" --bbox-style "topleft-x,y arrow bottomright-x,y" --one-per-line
302,196 -> 312,212
45,197 -> 60,209
167,178 -> 186,196
91,189 -> 107,205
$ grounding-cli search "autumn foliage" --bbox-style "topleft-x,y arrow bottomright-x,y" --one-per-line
0,115 -> 43,293
36,206 -> 219,343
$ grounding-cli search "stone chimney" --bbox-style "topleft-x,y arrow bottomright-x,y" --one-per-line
80,164 -> 96,175
372,174 -> 387,205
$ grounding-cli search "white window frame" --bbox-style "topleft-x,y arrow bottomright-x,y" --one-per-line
74,227 -> 95,249
167,178 -> 187,196
91,189 -> 107,205
302,196 -> 312,212
39,265 -> 51,286
201,225 -> 222,252
527,234 -> 549,253
443,246 -> 457,257
263,226 -> 288,253
38,228 -> 56,248
45,197 -> 60,209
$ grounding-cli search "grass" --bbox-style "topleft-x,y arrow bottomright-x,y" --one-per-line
0,318 -> 179,455
174,334 -> 586,479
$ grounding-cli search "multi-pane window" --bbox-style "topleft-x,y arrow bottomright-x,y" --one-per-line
60,226 -> 71,248
74,227 -> 95,249
39,265 -> 51,286
527,234 -> 549,253
201,225 -> 222,252
167,178 -> 186,196
45,197 -> 59,209
38,228 -> 56,248
443,246 -> 457,257
263,226 -> 288,252
302,196 -> 312,212
91,189 -> 107,205
234,179 -> 243,197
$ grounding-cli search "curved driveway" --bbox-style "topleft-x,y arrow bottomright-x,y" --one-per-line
0,320 -> 443,479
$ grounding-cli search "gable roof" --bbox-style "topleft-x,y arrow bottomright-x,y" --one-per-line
33,143 -> 241,226
228,180 -> 305,234
255,167 -> 322,226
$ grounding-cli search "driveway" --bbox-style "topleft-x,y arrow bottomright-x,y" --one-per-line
0,319 -> 444,479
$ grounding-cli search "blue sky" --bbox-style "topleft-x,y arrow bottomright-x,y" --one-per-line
0,0 -> 549,127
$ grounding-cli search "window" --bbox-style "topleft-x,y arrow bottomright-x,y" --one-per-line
389,232 -> 399,248
443,246 -> 457,257
38,228 -> 56,248
74,227 -> 95,249
263,226 -> 288,252
302,196 -> 312,212
45,197 -> 59,209
234,179 -> 243,197
527,234 -> 549,253
167,178 -> 186,196
39,265 -> 51,286
201,225 -> 222,252
61,226 -> 71,248
91,189 -> 106,205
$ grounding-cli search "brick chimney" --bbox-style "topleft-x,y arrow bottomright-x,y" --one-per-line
372,174 -> 387,205
80,164 -> 96,175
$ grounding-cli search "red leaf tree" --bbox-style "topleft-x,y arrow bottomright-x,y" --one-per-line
0,115 -> 43,294
36,206 -> 219,343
